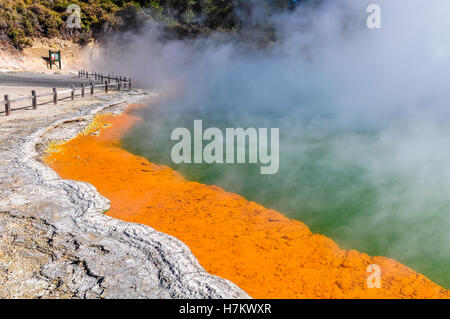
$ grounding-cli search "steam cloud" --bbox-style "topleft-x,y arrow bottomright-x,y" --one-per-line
92,0 -> 450,288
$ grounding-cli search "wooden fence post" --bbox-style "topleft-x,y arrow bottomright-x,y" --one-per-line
90,82 -> 94,95
118,78 -> 121,91
53,88 -> 58,105
128,78 -> 131,91
78,71 -> 81,78
105,81 -> 108,93
81,83 -> 85,98
95,72 -> 97,81
32,90 -> 37,110
4,95 -> 10,116
86,71 -> 89,79
71,85 -> 75,100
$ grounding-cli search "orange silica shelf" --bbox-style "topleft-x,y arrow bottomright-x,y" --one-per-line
45,105 -> 450,299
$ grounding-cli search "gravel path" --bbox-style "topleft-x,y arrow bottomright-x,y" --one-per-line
0,71 -> 92,87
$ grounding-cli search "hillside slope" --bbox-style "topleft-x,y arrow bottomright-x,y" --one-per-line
0,0 -> 302,50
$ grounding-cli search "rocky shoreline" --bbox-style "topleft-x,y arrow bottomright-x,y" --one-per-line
0,89 -> 249,299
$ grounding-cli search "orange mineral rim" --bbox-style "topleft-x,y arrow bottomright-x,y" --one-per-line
45,104 -> 450,299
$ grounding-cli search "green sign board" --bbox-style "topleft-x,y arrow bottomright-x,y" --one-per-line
49,50 -> 62,69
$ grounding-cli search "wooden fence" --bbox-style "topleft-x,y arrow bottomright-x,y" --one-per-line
2,70 -> 132,116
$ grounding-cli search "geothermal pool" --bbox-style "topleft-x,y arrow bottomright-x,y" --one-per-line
122,100 -> 450,289
93,0 -> 450,291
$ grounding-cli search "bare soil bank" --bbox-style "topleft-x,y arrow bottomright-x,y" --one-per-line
0,38 -> 95,74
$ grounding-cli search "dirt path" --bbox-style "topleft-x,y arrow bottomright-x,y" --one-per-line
0,72 -> 89,87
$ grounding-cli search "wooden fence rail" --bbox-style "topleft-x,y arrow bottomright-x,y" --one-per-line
2,70 -> 132,116
78,70 -> 132,90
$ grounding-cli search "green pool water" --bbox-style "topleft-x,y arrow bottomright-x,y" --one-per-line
122,103 -> 450,289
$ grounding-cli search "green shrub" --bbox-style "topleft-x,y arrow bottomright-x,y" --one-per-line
8,28 -> 32,49
0,0 -> 300,49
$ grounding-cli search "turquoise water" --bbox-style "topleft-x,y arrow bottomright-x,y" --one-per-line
122,102 -> 450,289
109,0 -> 450,290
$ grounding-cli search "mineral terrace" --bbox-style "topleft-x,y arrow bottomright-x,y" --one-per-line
0,80 -> 249,299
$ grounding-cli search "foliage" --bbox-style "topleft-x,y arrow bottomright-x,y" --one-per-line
0,0 -> 301,49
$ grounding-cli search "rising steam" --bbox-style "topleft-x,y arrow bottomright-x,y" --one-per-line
91,0 -> 450,288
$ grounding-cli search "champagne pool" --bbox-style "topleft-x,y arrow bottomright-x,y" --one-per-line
122,97 -> 450,289
105,0 -> 450,290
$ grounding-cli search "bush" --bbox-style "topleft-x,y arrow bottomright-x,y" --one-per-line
7,28 -> 32,49
0,0 -> 301,49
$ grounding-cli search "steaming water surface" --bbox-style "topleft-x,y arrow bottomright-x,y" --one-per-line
122,96 -> 450,289
99,0 -> 450,289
